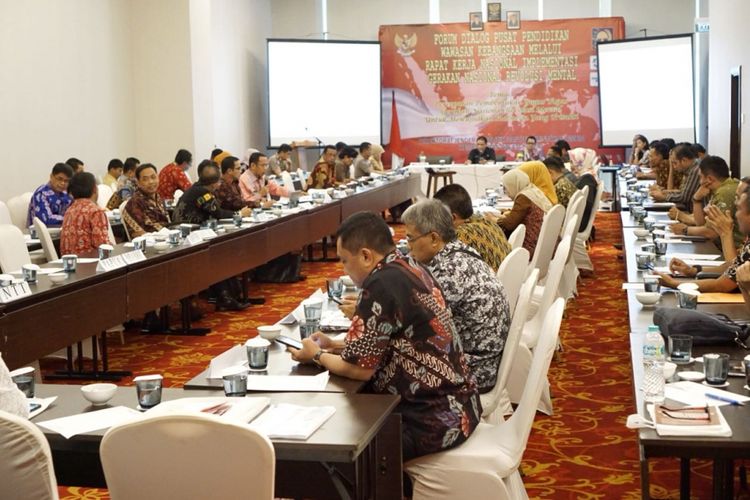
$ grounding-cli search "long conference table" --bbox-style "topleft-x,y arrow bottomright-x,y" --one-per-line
621,196 -> 750,499
0,174 -> 421,372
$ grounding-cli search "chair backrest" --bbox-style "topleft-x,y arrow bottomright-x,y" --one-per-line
173,189 -> 184,203
0,409 -> 59,500
495,247 -> 530,311
33,217 -> 58,262
482,268 -> 539,418
101,413 -> 275,500
579,180 -> 604,240
7,193 -> 32,231
494,298 -> 564,464
0,200 -> 12,225
527,204 -> 565,280
0,224 -> 32,272
118,199 -> 131,241
523,234 -> 571,349
507,224 -> 526,250
97,184 -> 114,208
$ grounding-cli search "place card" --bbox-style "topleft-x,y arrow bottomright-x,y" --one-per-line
121,249 -> 147,265
0,281 -> 32,303
96,254 -> 128,272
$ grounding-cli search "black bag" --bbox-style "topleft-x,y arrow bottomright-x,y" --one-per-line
254,253 -> 302,283
653,307 -> 750,348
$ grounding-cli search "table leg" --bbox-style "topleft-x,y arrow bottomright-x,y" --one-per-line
373,413 -> 402,500
713,459 -> 734,500
640,446 -> 651,500
680,458 -> 690,500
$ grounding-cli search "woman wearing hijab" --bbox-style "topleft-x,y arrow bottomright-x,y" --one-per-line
493,169 -> 552,256
519,161 -> 558,204
369,144 -> 385,172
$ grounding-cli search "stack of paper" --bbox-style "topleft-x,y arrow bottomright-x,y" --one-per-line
146,397 -> 270,424
320,309 -> 351,331
37,406 -> 142,439
245,371 -> 330,392
249,404 -> 335,440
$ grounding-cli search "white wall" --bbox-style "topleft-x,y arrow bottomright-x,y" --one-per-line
0,0 -> 135,201
612,0 -> 694,38
708,0 -> 750,174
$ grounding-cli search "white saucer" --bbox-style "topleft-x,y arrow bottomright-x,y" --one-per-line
745,385 -> 750,391
677,371 -> 705,382
703,380 -> 730,388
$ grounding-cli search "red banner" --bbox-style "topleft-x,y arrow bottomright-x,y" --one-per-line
379,17 -> 625,164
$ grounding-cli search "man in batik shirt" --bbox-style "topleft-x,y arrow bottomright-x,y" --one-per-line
173,164 -> 250,225
215,155 -> 247,211
307,145 -> 338,189
123,164 -> 170,238
289,211 -> 481,461
27,163 -> 74,227
158,149 -> 193,200
60,172 -> 110,256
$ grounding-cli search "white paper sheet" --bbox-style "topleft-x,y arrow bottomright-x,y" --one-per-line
665,381 -> 750,407
249,403 -> 336,440
146,397 -> 270,424
29,396 -> 57,419
37,406 -> 142,439
683,259 -> 726,268
245,371 -> 330,392
320,309 -> 351,330
622,283 -> 646,290
10,267 -> 65,276
669,253 -> 722,261
647,404 -> 732,437
207,345 -> 248,380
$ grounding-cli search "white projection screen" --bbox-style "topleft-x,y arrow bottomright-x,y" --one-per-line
597,34 -> 695,147
267,39 -> 381,147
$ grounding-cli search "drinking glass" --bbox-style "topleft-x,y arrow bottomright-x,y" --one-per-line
668,335 -> 692,364
703,353 -> 730,385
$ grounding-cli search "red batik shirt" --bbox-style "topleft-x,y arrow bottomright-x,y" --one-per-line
157,163 -> 192,200
60,199 -> 110,256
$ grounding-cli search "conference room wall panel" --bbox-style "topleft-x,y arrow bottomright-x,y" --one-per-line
327,0 -> 429,41
0,0 -> 136,202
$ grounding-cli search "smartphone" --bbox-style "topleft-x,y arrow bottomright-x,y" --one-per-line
275,335 -> 303,350
329,295 -> 344,305
29,403 -> 41,412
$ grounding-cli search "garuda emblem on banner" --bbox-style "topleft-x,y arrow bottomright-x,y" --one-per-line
394,33 -> 417,56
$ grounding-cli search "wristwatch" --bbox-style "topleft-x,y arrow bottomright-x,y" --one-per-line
693,264 -> 703,276
682,226 -> 689,236
312,349 -> 326,367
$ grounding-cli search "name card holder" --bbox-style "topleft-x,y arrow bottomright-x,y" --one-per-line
183,232 -> 204,246
0,282 -> 33,303
96,254 -> 128,273
121,249 -> 147,265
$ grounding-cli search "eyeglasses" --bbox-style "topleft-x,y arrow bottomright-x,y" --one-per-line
405,232 -> 432,244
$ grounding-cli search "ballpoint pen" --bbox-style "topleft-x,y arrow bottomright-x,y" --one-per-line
705,392 -> 746,406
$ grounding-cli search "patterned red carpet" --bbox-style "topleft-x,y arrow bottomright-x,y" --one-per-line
56,213 -> 724,499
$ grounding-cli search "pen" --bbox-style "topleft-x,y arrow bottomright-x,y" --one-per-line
705,392 -> 745,406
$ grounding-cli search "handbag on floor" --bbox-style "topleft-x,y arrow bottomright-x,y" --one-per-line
254,253 -> 302,283
652,307 -> 750,348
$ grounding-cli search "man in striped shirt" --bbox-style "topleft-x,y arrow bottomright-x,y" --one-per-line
649,143 -> 700,212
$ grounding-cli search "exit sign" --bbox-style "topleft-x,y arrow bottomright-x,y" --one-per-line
695,18 -> 710,33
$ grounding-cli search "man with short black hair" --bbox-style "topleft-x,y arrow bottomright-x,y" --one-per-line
268,143 -> 293,176
308,145 -> 338,189
288,211 -> 481,461
158,149 -> 193,200
123,164 -> 170,237
215,156 -> 247,211
28,163 -> 74,227
353,142 -> 373,178
102,159 -> 124,187
60,172 -> 110,255
522,135 -> 544,161
335,147 -> 357,182
543,156 -> 579,208
434,183 -> 510,271
66,157 -> 85,174
467,136 -> 496,164
651,144 -> 701,212
554,139 -> 571,162
173,164 -> 251,225
239,152 -> 289,206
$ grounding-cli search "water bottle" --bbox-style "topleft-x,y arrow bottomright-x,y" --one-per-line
643,325 -> 665,403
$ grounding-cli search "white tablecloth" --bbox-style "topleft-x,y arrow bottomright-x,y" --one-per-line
407,162 -> 520,199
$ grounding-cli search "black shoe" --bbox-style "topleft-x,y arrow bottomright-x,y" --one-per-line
613,243 -> 623,250
246,297 -> 266,305
295,274 -> 307,282
140,312 -> 163,333
216,294 -> 251,312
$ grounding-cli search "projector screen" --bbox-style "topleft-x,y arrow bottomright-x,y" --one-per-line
267,39 -> 381,148
597,34 -> 695,147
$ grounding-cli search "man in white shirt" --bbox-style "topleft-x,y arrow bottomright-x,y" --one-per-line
267,143 -> 293,176
353,142 -> 373,179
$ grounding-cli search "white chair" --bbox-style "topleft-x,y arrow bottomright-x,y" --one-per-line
118,199 -> 131,241
33,217 -> 59,262
101,413 -> 275,500
526,204 -> 565,282
480,268 -> 539,424
558,195 -> 587,301
509,234 -> 572,415
405,298 -> 565,500
574,180 -> 605,272
173,189 -> 184,203
495,247 -> 530,312
0,409 -> 59,500
0,224 -> 32,273
97,184 -> 114,209
0,200 -> 12,225
7,192 -> 32,231
507,224 -> 525,250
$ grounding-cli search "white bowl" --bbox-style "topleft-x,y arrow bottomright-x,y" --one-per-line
633,228 -> 650,239
81,383 -> 117,405
677,283 -> 699,292
153,241 -> 170,253
663,361 -> 677,379
257,325 -> 281,341
635,292 -> 661,306
48,272 -> 68,284
340,275 -> 354,287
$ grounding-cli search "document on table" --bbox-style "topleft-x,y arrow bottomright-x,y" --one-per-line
249,403 -> 336,440
682,259 -> 726,268
207,345 -> 248,380
669,253 -> 722,261
647,403 -> 732,437
697,293 -> 746,304
48,258 -> 99,264
665,381 -> 750,407
146,396 -> 270,424
37,406 -> 142,439
245,371 -> 330,392
29,396 -> 57,419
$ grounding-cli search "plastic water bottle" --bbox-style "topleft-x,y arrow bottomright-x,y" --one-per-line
643,325 -> 665,403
